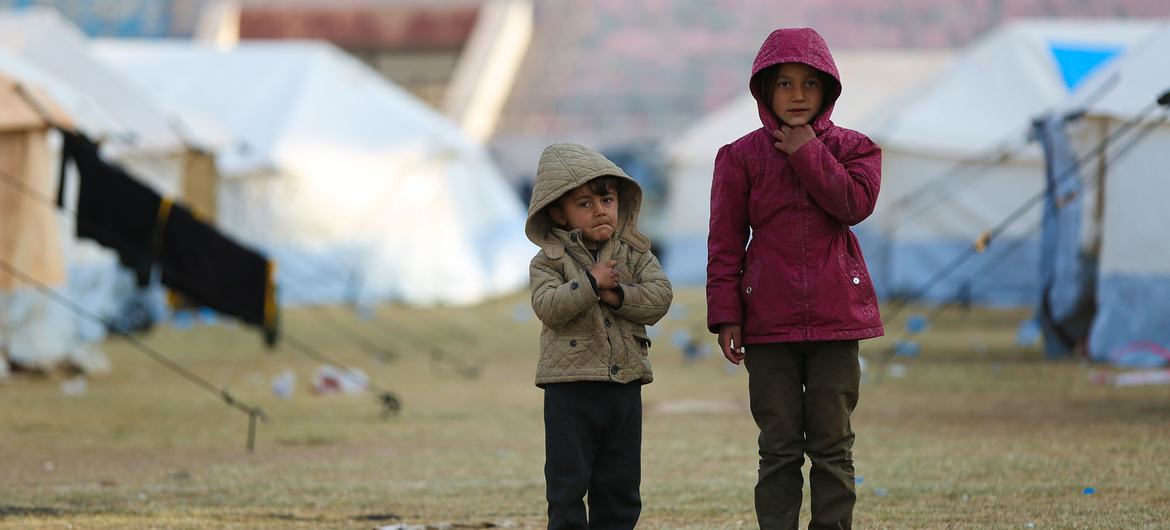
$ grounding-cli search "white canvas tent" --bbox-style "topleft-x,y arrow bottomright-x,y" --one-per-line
859,19 -> 1160,305
97,40 -> 532,306
1046,25 -> 1170,361
660,49 -> 952,284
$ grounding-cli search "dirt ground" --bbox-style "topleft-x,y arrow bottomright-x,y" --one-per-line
2,288 -> 1169,529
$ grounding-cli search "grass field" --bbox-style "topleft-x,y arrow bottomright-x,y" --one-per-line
2,287 -> 1169,529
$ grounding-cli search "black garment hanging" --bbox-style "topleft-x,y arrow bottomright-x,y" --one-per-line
159,203 -> 278,346
60,131 -> 162,286
58,129 -> 278,346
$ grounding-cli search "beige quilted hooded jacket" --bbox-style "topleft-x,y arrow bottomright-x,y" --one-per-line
526,143 -> 673,387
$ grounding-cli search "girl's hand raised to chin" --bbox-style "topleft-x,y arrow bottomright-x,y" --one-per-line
773,124 -> 815,155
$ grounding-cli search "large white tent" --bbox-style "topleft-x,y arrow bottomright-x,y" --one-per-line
97,40 -> 532,306
1043,25 -> 1170,361
860,19 -> 1160,305
660,49 -> 952,284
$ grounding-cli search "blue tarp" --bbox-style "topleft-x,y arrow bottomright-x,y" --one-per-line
1048,41 -> 1122,92
1032,113 -> 1096,357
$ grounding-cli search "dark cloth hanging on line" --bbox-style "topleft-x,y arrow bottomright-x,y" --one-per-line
159,202 -> 279,346
60,130 -> 163,286
57,129 -> 278,346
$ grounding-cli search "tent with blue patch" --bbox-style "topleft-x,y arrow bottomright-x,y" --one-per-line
1035,24 -> 1170,363
1048,42 -> 1123,92
857,19 -> 1159,306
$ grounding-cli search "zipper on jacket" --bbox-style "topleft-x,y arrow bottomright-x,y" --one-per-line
567,230 -> 621,378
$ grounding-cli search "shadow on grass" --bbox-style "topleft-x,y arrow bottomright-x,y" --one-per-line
351,512 -> 401,522
267,511 -> 328,522
0,505 -> 69,518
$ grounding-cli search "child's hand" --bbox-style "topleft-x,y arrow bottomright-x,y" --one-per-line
590,259 -> 620,290
599,288 -> 622,308
772,124 -> 815,155
718,324 -> 745,365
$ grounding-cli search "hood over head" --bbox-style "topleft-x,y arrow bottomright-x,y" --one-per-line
749,27 -> 842,134
525,143 -> 650,259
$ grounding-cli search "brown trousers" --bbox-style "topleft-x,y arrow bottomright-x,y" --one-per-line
744,340 -> 861,530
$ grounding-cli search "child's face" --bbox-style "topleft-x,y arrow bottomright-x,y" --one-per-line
549,181 -> 619,245
770,62 -> 825,127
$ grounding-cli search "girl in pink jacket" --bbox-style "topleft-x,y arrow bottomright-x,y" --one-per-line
706,27 -> 883,529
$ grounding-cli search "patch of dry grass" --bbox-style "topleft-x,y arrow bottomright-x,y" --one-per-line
2,288 -> 1169,529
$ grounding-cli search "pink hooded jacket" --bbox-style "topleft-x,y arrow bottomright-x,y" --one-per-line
706,28 -> 884,343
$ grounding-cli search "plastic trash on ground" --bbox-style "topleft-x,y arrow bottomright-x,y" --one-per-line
886,364 -> 908,379
60,376 -> 87,396
1015,319 -> 1042,346
893,340 -> 920,358
197,307 -> 218,325
271,369 -> 296,399
682,341 -> 712,364
1095,369 -> 1170,387
905,314 -> 928,334
1106,342 -> 1170,369
172,310 -> 195,330
312,365 -> 369,395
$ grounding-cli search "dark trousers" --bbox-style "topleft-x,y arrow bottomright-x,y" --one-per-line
744,341 -> 861,530
544,382 -> 642,530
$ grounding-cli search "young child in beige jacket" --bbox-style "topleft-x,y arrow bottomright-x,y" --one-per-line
525,143 -> 672,529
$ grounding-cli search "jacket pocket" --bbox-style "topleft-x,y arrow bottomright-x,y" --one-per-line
742,256 -> 762,296
628,331 -> 652,376
631,332 -> 651,357
836,235 -> 878,317
741,254 -> 768,329
554,334 -> 592,368
837,236 -> 871,290
558,333 -> 592,352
